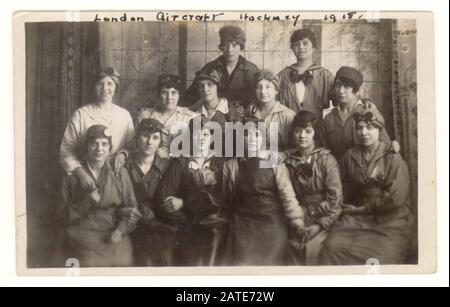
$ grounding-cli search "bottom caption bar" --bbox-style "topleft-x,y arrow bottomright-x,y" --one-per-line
176,290 -> 276,304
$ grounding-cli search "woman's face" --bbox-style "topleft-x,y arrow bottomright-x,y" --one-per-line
255,79 -> 278,105
95,76 -> 117,102
220,41 -> 242,63
198,80 -> 218,103
245,128 -> 264,154
293,123 -> 315,150
137,130 -> 161,157
193,128 -> 212,154
334,79 -> 358,104
291,38 -> 315,61
87,137 -> 111,163
356,121 -> 380,147
159,87 -> 180,110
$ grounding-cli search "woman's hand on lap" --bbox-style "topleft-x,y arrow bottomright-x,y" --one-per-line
110,229 -> 123,244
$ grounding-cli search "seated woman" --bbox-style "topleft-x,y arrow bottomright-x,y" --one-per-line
137,74 -> 196,157
189,68 -> 245,157
320,105 -> 415,265
124,118 -> 174,266
59,125 -> 140,267
190,68 -> 244,127
156,116 -> 227,266
222,118 -> 305,266
60,67 -> 135,191
283,111 -> 343,265
246,69 -> 296,152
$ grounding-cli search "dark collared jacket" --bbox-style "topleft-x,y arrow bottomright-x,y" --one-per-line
125,153 -> 170,221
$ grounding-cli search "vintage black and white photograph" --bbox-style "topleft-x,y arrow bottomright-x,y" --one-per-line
13,11 -> 436,275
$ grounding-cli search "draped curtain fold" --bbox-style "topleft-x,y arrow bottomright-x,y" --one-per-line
25,22 -> 100,268
391,19 -> 418,263
391,19 -> 418,212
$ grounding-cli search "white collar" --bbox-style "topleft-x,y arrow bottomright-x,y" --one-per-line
86,103 -> 117,124
168,106 -> 191,116
244,150 -> 276,161
189,160 -> 211,170
87,162 -> 100,181
188,153 -> 217,170
248,101 -> 290,119
199,98 -> 229,117
303,155 -> 312,164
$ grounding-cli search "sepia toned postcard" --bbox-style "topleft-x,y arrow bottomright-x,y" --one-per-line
13,10 -> 436,276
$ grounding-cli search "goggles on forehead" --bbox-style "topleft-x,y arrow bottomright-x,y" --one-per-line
159,74 -> 181,86
98,67 -> 121,81
254,71 -> 276,82
197,70 -> 221,84
353,111 -> 375,123
139,121 -> 164,134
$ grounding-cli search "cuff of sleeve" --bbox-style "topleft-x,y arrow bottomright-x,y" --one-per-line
64,163 -> 83,175
317,217 -> 333,229
290,217 -> 305,229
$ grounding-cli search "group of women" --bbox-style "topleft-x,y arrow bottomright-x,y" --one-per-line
57,26 -> 415,267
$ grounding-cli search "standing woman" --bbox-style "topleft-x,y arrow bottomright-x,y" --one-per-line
137,74 -> 195,156
283,111 -> 343,265
183,26 -> 259,107
277,29 -> 335,119
222,118 -> 305,266
246,69 -> 296,152
156,116 -> 227,266
60,125 -> 140,267
124,118 -> 174,266
320,105 -> 414,265
60,67 -> 135,191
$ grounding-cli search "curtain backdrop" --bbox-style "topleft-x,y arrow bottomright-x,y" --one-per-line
391,19 -> 418,263
25,22 -> 100,268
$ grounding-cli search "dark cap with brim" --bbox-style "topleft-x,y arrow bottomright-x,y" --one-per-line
336,66 -> 364,88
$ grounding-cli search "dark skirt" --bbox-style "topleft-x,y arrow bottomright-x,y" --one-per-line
319,206 -> 414,265
226,212 -> 288,266
65,226 -> 133,267
131,220 -> 178,267
224,158 -> 290,266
